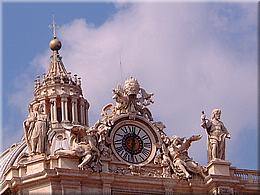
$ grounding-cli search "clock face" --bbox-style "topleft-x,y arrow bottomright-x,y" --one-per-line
111,122 -> 156,166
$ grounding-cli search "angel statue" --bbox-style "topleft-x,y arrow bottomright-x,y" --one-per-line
155,134 -> 206,180
201,109 -> 231,162
168,135 -> 207,179
56,125 -> 101,170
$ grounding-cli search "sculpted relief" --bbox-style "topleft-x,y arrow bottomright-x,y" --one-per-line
55,124 -> 111,171
21,77 -> 231,181
101,77 -> 154,124
154,130 -> 207,180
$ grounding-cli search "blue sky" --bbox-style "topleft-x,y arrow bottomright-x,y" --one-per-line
2,2 -> 118,147
1,2 -> 258,170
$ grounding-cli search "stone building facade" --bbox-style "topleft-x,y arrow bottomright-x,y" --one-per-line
0,21 -> 259,195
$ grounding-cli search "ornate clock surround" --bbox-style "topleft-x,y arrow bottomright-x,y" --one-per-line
109,115 -> 160,166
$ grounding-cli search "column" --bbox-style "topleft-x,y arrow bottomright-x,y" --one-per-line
71,97 -> 78,124
80,100 -> 84,125
101,173 -> 114,195
75,100 -> 78,123
50,100 -> 54,122
61,96 -> 69,123
102,184 -> 111,195
50,97 -> 58,123
85,103 -> 89,126
61,98 -> 65,122
64,98 -> 68,122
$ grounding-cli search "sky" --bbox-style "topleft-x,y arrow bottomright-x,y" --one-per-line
1,2 -> 258,170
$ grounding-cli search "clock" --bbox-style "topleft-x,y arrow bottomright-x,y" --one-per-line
110,119 -> 157,166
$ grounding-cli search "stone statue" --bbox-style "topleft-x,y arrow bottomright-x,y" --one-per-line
112,84 -> 128,115
96,122 -> 112,159
56,125 -> 101,170
23,104 -> 36,154
168,135 -> 207,179
201,109 -> 231,162
155,134 -> 206,180
23,103 -> 48,155
77,127 -> 101,169
100,77 -> 154,123
160,136 -> 175,178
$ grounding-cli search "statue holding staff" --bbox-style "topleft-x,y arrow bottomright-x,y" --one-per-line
201,109 -> 231,162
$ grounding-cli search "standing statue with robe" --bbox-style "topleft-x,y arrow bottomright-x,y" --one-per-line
23,103 -> 48,155
201,109 -> 231,162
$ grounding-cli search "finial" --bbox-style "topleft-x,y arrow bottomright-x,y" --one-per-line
49,15 -> 62,51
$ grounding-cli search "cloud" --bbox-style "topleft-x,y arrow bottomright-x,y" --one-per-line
7,3 -> 257,167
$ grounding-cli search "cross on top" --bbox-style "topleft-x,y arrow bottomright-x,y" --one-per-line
49,15 -> 59,38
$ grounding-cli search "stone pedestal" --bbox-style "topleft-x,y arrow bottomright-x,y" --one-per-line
26,155 -> 47,175
207,159 -> 231,176
49,155 -> 79,169
58,155 -> 79,169
101,158 -> 112,173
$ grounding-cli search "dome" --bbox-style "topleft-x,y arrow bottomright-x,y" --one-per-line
49,37 -> 62,51
0,140 -> 27,183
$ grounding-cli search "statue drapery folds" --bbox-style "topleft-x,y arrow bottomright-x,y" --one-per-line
23,103 -> 48,155
201,109 -> 231,162
154,131 -> 207,180
55,123 -> 112,170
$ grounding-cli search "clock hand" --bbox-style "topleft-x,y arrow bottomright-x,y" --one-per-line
131,137 -> 135,155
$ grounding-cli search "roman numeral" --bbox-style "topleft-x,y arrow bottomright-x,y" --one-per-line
128,155 -> 134,163
115,146 -> 124,155
121,127 -> 128,134
141,134 -> 149,141
134,155 -> 138,163
144,142 -> 151,148
139,154 -> 145,161
115,133 -> 123,137
123,152 -> 129,161
126,126 -> 133,134
130,126 -> 136,134
136,128 -> 141,136
142,148 -> 150,157
114,139 -> 122,145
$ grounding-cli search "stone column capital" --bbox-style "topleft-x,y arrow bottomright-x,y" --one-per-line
38,97 -> 47,102
79,99 -> 85,106
61,96 -> 68,102
71,96 -> 78,103
49,96 -> 57,102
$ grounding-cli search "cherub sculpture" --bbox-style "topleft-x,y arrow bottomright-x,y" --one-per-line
168,135 -> 207,179
56,125 -> 101,170
155,134 -> 207,180
112,84 -> 128,115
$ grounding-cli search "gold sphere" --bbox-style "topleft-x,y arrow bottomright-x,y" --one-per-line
49,37 -> 62,51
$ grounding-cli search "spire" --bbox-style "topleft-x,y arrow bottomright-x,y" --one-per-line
46,16 -> 68,79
